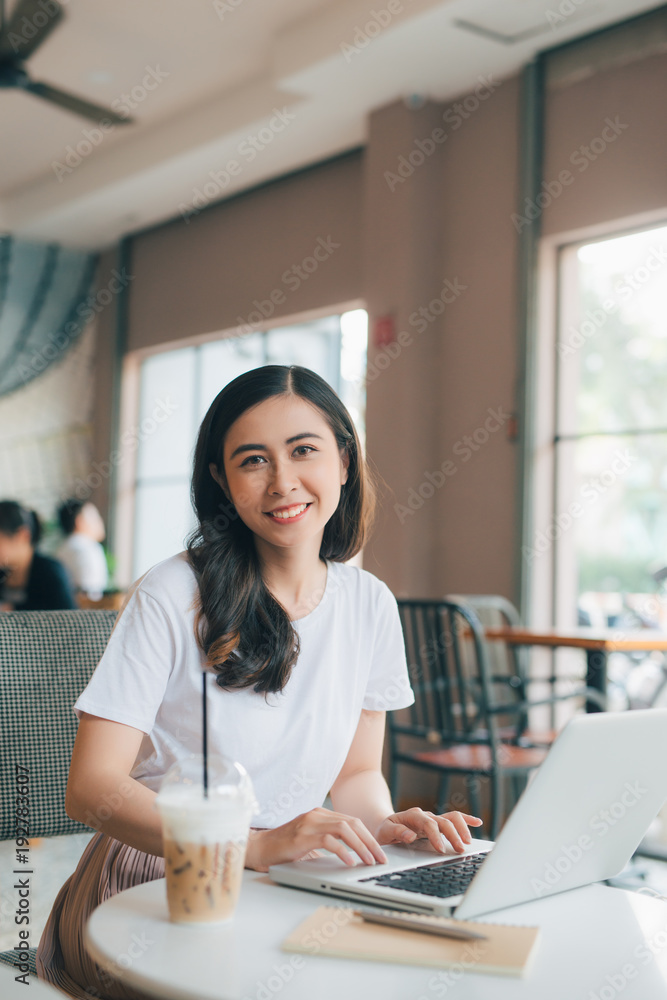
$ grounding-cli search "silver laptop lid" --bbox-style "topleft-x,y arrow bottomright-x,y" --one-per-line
455,708 -> 667,920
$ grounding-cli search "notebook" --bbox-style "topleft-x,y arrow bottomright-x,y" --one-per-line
282,905 -> 540,977
270,709 -> 667,919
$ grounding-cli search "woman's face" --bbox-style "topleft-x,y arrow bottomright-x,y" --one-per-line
215,394 -> 349,553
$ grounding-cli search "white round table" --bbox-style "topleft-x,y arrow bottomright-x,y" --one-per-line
85,872 -> 667,1000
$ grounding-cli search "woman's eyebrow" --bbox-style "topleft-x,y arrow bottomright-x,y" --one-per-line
229,432 -> 323,460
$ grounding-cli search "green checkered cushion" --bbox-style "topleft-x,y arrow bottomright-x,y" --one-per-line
0,946 -> 36,977
0,610 -> 117,841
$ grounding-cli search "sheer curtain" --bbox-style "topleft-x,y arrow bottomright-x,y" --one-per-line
0,235 -> 97,399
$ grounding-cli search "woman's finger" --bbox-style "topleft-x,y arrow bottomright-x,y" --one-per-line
322,833 -> 358,867
319,824 -> 382,866
382,810 -> 443,848
330,817 -> 387,865
435,817 -> 467,852
378,820 -> 417,844
435,811 -> 484,847
331,823 -> 376,866
376,809 -> 484,856
437,812 -> 473,845
297,849 -> 325,861
295,811 -> 387,865
394,824 -> 418,844
398,811 -> 469,853
411,814 -> 447,853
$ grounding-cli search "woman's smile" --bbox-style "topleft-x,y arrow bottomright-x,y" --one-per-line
264,501 -> 313,522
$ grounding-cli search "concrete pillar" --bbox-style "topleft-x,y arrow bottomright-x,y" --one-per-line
362,99 -> 447,598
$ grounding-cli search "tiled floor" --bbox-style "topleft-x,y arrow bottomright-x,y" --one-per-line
0,833 -> 93,952
1,833 -> 667,955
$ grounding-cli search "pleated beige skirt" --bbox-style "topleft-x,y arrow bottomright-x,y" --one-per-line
36,831 -> 165,1000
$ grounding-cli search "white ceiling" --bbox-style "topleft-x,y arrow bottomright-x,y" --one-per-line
0,0 -> 662,249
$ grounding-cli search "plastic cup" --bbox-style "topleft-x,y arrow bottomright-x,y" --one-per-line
156,755 -> 257,925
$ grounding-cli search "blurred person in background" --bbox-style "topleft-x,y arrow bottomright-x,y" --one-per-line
0,500 -> 76,611
57,499 -> 109,600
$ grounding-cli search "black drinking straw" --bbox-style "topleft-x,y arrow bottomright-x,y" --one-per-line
202,670 -> 209,799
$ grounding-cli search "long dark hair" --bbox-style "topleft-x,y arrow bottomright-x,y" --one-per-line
187,365 -> 376,694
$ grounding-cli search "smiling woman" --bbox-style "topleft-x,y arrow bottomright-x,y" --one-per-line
36,364 -> 481,1000
190,368 -> 361,689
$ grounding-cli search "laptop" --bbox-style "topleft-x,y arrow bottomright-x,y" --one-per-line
269,708 -> 667,920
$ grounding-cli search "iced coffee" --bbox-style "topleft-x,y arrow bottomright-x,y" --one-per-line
164,835 -> 245,922
156,755 -> 256,925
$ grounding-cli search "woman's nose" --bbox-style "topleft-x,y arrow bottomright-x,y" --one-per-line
268,461 -> 299,495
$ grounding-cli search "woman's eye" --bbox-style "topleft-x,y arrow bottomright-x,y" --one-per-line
241,455 -> 266,467
294,445 -> 315,456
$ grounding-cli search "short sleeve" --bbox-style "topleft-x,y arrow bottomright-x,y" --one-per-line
362,583 -> 415,712
75,586 -> 177,733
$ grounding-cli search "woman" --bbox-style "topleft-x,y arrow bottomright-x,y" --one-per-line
37,366 -> 481,998
0,500 -> 76,611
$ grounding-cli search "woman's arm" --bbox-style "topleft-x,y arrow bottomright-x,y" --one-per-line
66,713 -> 164,856
247,710 -> 482,872
68,713 -> 388,871
329,710 -> 395,832
330,709 -> 482,854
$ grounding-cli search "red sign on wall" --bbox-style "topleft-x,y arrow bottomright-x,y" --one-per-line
373,314 -> 397,348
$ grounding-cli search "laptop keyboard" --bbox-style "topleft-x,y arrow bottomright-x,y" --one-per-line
358,851 -> 489,898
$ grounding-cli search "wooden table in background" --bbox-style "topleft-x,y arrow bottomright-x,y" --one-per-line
484,627 -> 667,712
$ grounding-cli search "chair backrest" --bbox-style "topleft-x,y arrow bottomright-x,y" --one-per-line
446,593 -> 529,703
446,594 -> 522,629
0,609 -> 117,840
394,599 -> 499,748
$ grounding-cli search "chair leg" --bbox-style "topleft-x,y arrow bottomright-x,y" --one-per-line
466,774 -> 482,826
490,770 -> 504,840
436,774 -> 450,813
509,773 -> 522,811
514,771 -> 530,807
389,758 -> 399,806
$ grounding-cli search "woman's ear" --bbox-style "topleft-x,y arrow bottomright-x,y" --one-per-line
209,462 -> 229,498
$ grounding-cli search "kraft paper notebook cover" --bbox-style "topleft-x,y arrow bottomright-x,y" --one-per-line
281,906 -> 540,978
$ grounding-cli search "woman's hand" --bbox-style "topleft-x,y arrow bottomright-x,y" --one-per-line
374,808 -> 483,854
246,807 -> 388,873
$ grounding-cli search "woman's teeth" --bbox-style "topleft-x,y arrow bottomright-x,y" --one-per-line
269,503 -> 309,519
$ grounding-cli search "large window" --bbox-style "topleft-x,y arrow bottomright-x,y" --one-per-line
554,224 -> 667,629
123,311 -> 367,582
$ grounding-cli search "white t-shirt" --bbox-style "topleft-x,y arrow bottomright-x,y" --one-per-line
57,534 -> 108,598
75,552 -> 414,828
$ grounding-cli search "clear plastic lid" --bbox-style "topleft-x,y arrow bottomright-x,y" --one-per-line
156,754 -> 258,814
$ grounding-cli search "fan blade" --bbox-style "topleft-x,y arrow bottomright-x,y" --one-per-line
24,80 -> 134,124
0,0 -> 63,62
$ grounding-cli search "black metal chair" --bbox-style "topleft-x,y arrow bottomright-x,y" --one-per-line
444,593 -> 536,743
446,594 -> 605,746
389,598 -> 549,838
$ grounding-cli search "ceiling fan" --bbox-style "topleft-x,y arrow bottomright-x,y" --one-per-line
0,0 -> 132,124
